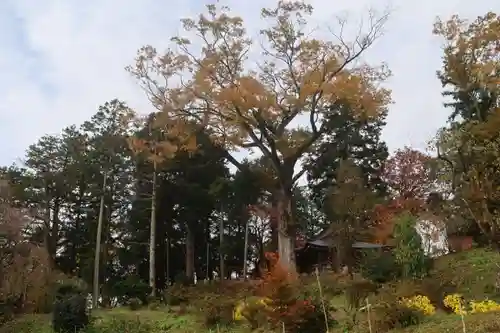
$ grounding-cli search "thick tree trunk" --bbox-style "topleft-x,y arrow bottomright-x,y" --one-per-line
92,171 -> 107,309
149,166 -> 157,297
276,187 -> 297,273
185,225 -> 195,283
270,200 -> 279,252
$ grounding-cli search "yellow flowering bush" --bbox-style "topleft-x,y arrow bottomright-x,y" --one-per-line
444,294 -> 467,315
469,299 -> 500,313
444,294 -> 500,314
401,295 -> 436,315
233,296 -> 272,327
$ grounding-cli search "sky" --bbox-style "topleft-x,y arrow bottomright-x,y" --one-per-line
0,0 -> 497,167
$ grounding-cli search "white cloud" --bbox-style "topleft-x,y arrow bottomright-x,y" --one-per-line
0,0 -> 497,166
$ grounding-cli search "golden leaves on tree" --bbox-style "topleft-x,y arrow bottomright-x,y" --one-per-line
434,12 -> 500,93
434,11 -> 500,241
128,1 -> 392,173
127,114 -> 199,165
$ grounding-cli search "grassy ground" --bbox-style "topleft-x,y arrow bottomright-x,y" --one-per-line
4,307 -> 500,333
2,248 -> 499,333
0,310 -> 208,333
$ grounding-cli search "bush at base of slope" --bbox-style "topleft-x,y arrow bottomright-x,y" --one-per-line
0,314 -> 52,333
395,311 -> 500,333
431,248 -> 500,299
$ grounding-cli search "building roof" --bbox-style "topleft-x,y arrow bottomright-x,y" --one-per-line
352,241 -> 387,249
296,239 -> 390,251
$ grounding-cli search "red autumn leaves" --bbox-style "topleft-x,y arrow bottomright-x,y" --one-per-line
382,146 -> 434,200
373,147 -> 435,243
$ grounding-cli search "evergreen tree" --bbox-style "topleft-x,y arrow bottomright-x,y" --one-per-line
306,105 -> 389,211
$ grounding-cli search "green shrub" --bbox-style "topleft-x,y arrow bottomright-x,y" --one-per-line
0,296 -> 21,326
174,272 -> 193,286
0,314 -> 51,333
52,294 -> 89,333
89,317 -> 153,333
110,275 -> 151,305
419,276 -> 457,310
202,298 -> 235,328
147,300 -> 161,310
361,250 -> 401,283
431,248 -> 500,299
127,297 -> 142,311
292,297 -> 336,333
371,302 -> 424,332
344,279 -> 379,312
338,279 -> 378,329
393,213 -> 430,279
366,283 -> 427,332
234,297 -> 271,329
163,286 -> 188,306
302,274 -> 348,299
381,311 -> 500,333
377,275 -> 457,312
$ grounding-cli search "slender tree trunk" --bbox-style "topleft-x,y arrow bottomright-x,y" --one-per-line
166,237 -> 170,285
206,242 -> 210,281
43,200 -> 56,269
51,201 -> 60,265
92,170 -> 107,309
149,164 -> 157,297
101,200 -> 114,308
219,214 -> 225,281
186,225 -> 195,283
243,217 -> 250,280
205,217 -> 211,281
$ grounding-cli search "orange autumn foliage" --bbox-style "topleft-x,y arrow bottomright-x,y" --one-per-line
371,198 -> 424,244
257,252 -> 323,332
259,252 -> 296,297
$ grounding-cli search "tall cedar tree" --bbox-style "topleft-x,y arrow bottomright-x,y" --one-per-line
306,104 -> 388,209
324,159 -> 378,268
80,100 -> 136,308
128,120 -> 229,284
128,2 -> 392,271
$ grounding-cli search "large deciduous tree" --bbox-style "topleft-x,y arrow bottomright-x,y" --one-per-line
128,1 -> 391,271
433,12 -> 500,244
0,180 -> 52,315
381,147 -> 434,201
372,147 -> 435,244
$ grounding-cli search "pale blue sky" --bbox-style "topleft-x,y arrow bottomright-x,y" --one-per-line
0,0 -> 498,166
